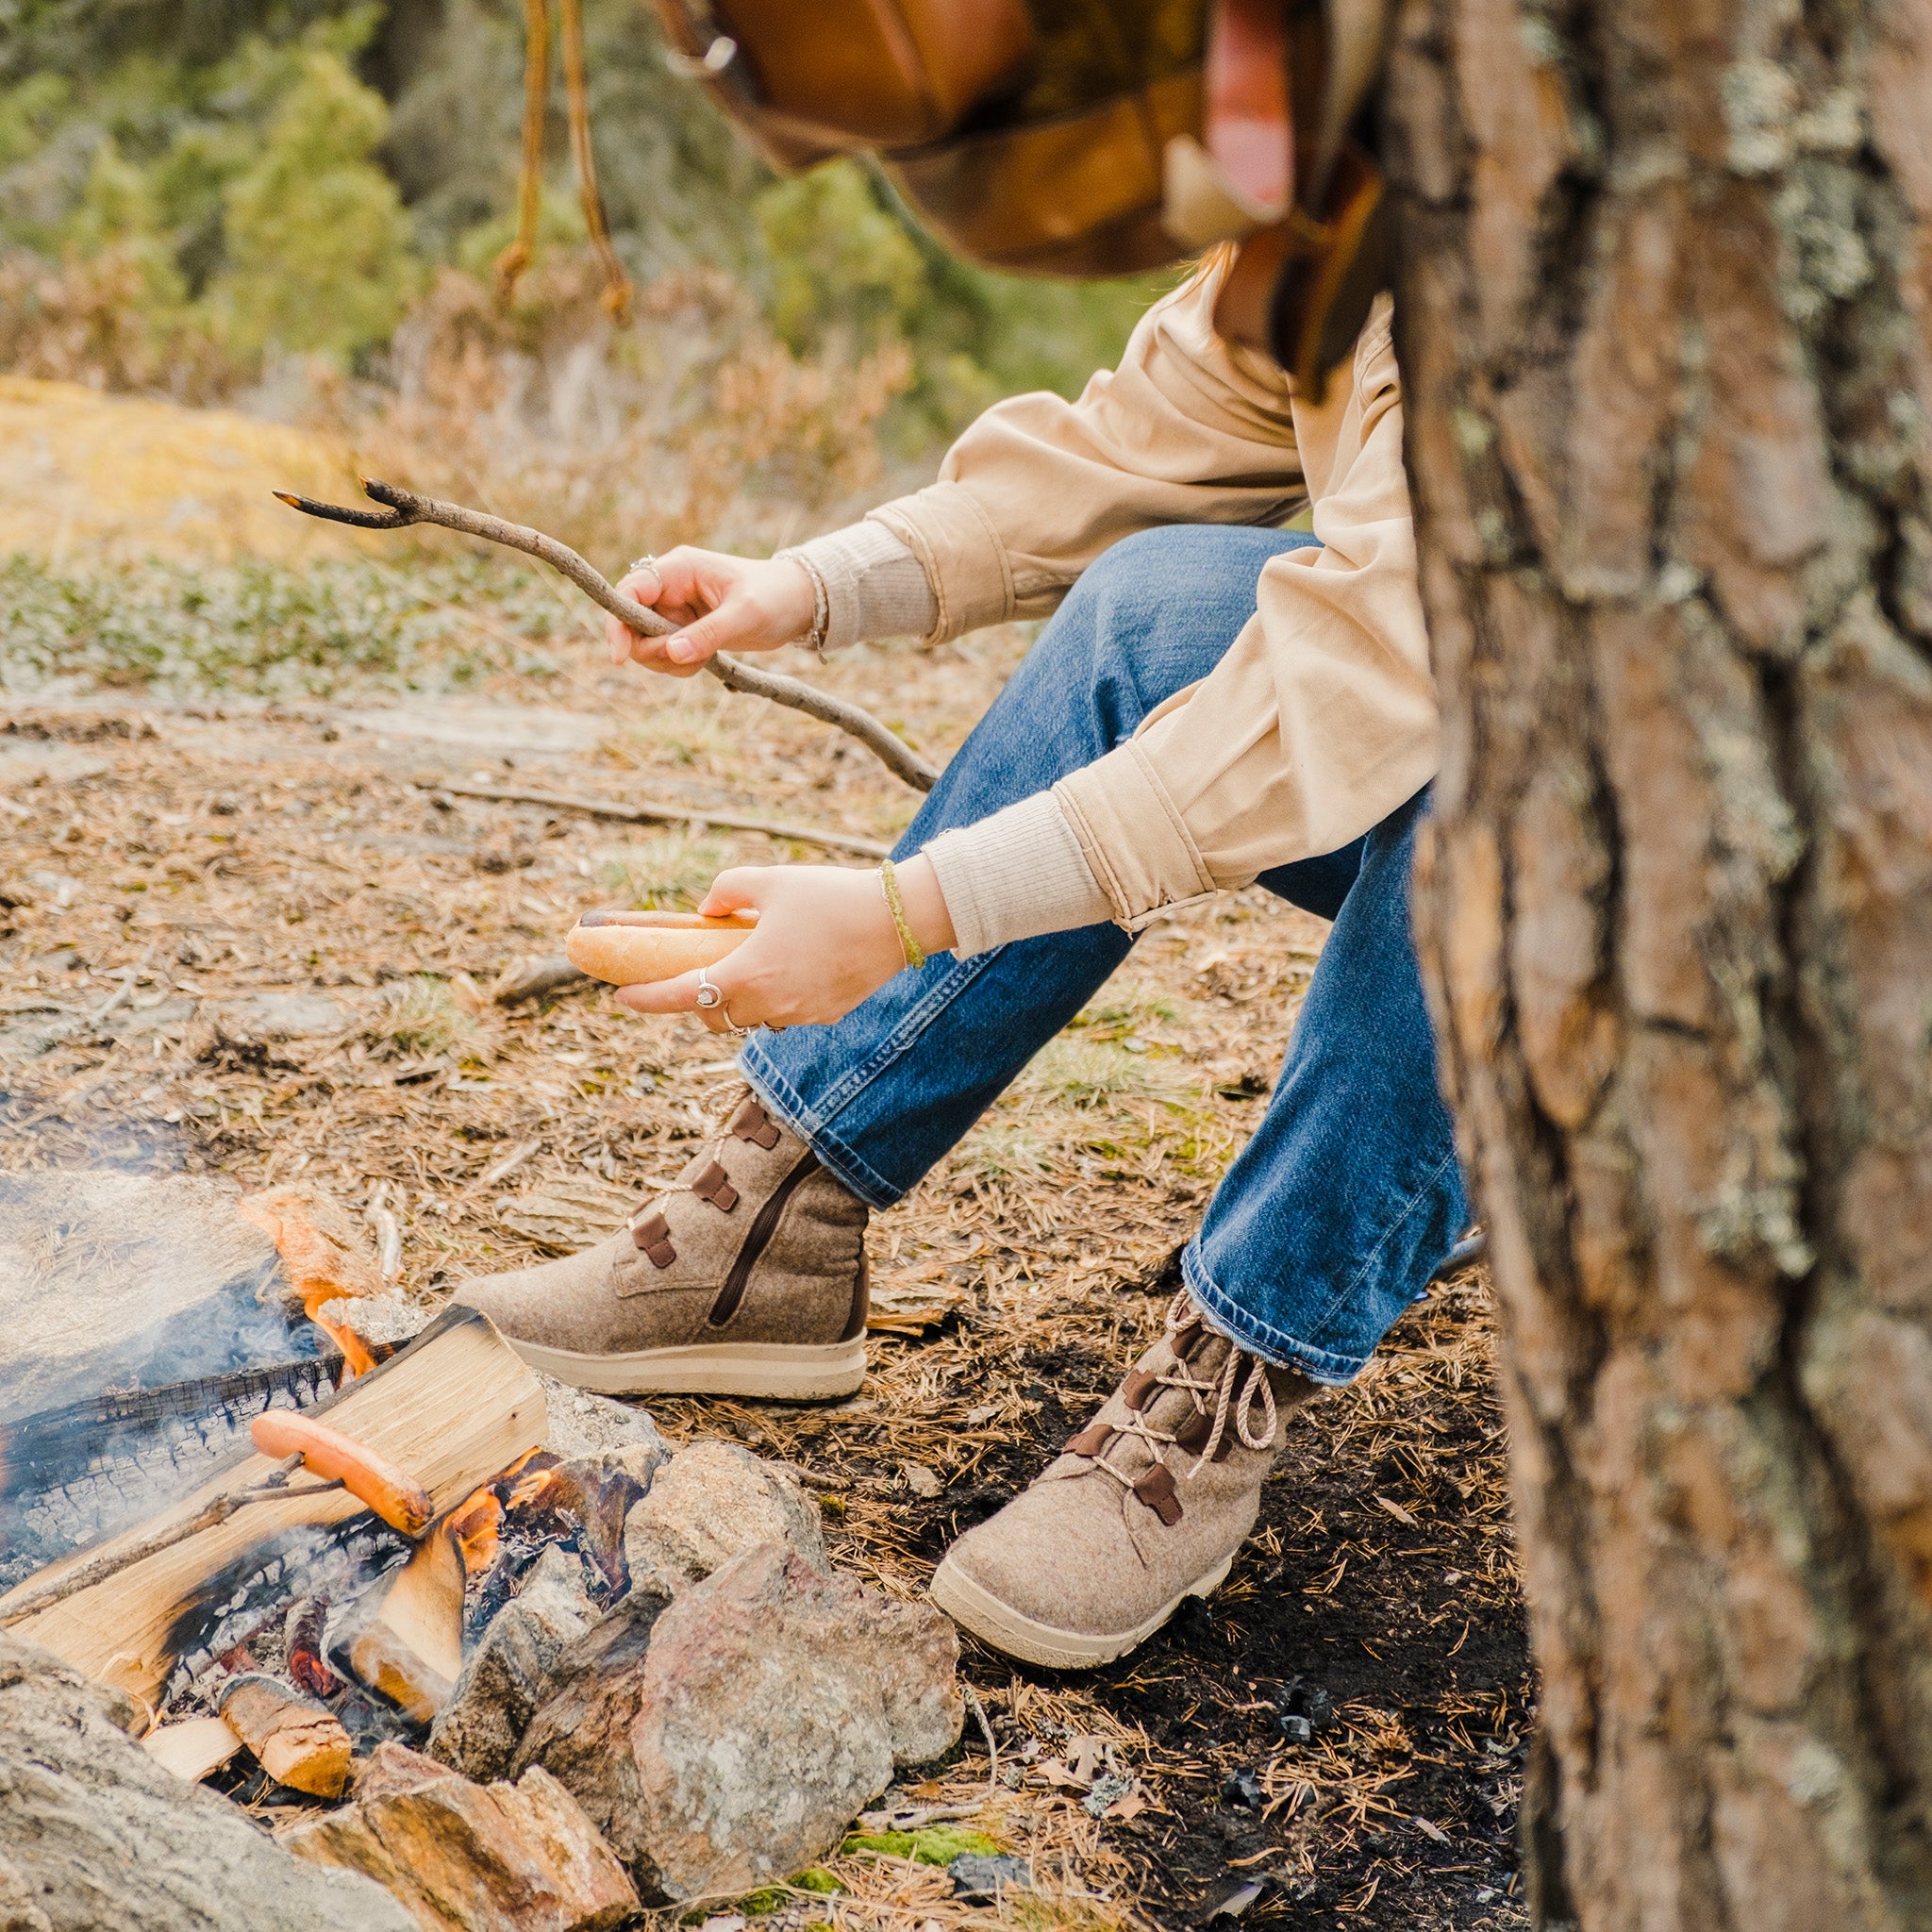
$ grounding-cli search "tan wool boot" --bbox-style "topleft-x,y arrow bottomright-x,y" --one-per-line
455,1089 -> 868,1399
928,1293 -> 1321,1667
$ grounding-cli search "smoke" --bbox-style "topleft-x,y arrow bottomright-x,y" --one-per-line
0,1167 -> 322,1424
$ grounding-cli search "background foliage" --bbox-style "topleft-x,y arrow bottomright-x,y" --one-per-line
0,0 -> 1166,445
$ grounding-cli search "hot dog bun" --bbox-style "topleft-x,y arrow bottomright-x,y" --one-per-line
564,908 -> 758,986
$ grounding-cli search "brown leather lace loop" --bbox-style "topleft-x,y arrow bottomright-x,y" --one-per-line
630,1209 -> 676,1269
691,1160 -> 739,1212
1066,1421 -> 1115,1457
731,1099 -> 782,1150
1133,1464 -> 1184,1525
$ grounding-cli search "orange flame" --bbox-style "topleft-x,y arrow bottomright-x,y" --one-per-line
241,1191 -> 381,1378
446,1487 -> 506,1577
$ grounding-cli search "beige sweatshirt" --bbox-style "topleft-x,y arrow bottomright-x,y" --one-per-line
797,256 -> 1437,958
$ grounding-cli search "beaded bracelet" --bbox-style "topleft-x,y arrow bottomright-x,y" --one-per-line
878,858 -> 925,970
774,545 -> 831,654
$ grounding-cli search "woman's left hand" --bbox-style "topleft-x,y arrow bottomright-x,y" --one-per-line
615,856 -> 957,1033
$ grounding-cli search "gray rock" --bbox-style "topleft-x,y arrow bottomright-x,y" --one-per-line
210,992 -> 351,1044
280,1752 -> 637,1932
950,1853 -> 1033,1902
314,1294 -> 434,1351
620,1440 -> 823,1595
428,1546 -> 597,1781
0,1632 -> 414,1932
531,1371 -> 673,1468
517,1543 -> 962,1899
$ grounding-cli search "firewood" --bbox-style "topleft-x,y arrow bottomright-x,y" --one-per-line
142,1713 -> 243,1782
338,1525 -> 466,1725
217,1672 -> 353,1797
0,1307 -> 544,1707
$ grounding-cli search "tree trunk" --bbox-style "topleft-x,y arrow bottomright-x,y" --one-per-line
1381,0 -> 1932,1918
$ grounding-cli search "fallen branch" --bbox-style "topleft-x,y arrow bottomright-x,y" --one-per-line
276,478 -> 940,792
419,776 -> 892,859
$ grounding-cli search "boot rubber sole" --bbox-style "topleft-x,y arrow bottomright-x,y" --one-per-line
498,1334 -> 866,1400
926,1548 -> 1236,1669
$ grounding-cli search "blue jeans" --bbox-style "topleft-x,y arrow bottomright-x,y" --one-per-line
743,525 -> 1468,1385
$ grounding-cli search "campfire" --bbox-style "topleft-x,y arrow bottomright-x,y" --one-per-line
0,1169 -> 964,1924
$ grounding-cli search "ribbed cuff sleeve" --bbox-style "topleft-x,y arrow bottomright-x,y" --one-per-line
786,523 -> 939,650
923,791 -> 1115,958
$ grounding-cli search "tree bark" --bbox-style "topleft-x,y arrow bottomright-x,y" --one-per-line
1382,0 -> 1932,1918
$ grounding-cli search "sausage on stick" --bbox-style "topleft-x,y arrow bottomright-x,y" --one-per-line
249,1412 -> 435,1538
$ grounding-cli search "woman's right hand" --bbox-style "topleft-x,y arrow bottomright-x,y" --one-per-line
607,548 -> 816,676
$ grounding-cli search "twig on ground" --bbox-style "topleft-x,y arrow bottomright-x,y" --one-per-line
420,776 -> 893,859
964,1683 -> 1000,1795
276,478 -> 940,791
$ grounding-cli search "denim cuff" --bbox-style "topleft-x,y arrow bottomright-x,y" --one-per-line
1182,1241 -> 1373,1387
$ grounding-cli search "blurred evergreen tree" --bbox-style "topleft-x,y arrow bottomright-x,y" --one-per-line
0,0 -> 1168,425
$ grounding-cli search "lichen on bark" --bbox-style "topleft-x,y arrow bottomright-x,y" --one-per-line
1383,0 -> 1932,1915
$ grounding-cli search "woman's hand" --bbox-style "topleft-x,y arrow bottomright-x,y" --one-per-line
616,857 -> 957,1032
607,548 -> 815,677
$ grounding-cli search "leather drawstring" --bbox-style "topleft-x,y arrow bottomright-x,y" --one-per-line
496,0 -> 634,319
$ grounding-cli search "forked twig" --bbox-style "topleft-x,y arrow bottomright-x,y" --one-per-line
275,478 -> 940,791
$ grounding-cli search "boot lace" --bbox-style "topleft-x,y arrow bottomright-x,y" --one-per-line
1087,1291 -> 1281,1489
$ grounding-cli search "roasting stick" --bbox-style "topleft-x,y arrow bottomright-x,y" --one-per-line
274,477 -> 941,792
0,1457 -> 342,1627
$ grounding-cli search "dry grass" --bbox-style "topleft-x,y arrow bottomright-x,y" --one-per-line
0,616 -> 1527,1930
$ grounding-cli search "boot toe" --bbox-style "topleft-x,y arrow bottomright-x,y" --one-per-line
941,1474 -> 1150,1640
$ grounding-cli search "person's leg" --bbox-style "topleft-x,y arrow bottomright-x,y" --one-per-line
928,787 -> 1470,1666
458,523 -> 1333,1395
1188,786 -> 1469,1381
743,523 -> 1327,1208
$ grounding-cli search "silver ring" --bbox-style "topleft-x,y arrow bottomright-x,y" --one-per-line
694,967 -> 722,1010
627,554 -> 659,579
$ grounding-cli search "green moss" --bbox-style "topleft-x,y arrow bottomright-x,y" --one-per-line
0,552 -> 559,700
841,1824 -> 1000,1865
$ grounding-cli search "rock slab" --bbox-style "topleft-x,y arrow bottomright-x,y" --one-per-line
620,1439 -> 825,1594
0,1632 -> 413,1932
280,1743 -> 636,1932
518,1543 -> 962,1899
429,1546 -> 597,1780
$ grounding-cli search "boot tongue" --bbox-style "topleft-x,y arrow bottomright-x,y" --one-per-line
1102,1327 -> 1241,1472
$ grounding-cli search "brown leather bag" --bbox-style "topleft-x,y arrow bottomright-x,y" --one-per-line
654,0 -> 1036,164
659,0 -> 1395,390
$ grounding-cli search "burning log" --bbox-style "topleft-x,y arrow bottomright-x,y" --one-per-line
142,1713 -> 244,1783
240,1186 -> 386,1376
334,1525 -> 466,1726
285,1595 -> 341,1699
0,1307 -> 545,1709
217,1672 -> 354,1797
0,1353 -> 345,1583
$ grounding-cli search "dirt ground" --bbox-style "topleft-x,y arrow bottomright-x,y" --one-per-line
0,613 -> 1530,1931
